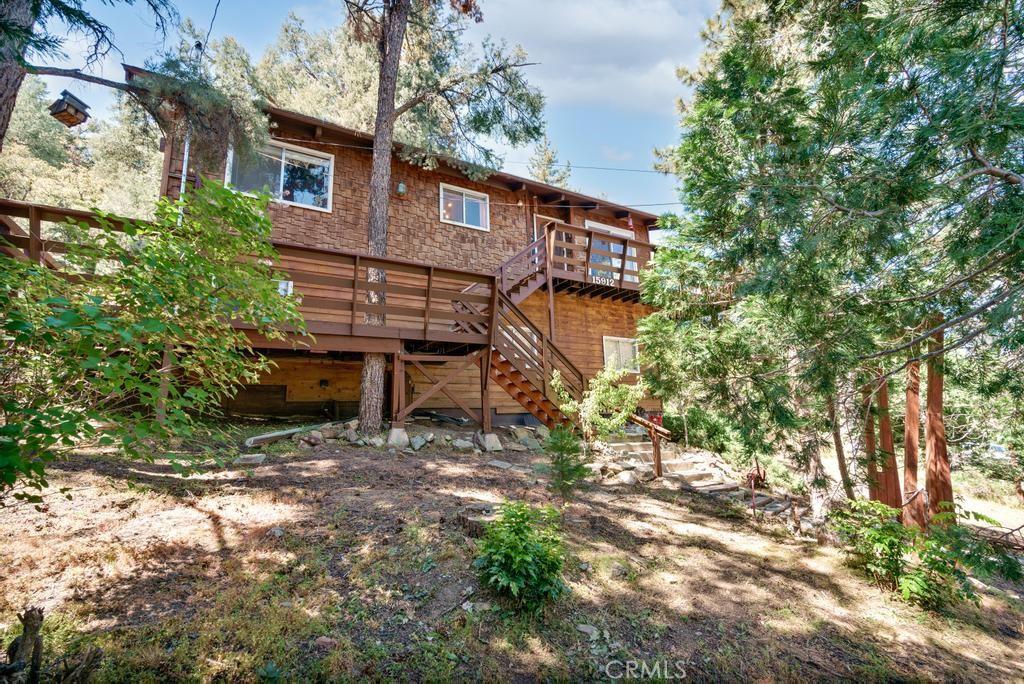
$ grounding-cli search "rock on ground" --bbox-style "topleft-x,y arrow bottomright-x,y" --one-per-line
387,428 -> 410,449
232,454 -> 267,467
475,432 -> 504,452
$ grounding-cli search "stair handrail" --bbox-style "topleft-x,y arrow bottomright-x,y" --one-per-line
494,290 -> 586,403
626,412 -> 671,478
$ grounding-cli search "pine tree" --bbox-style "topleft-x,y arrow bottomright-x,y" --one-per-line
527,135 -> 571,188
642,0 -> 1024,515
341,0 -> 544,433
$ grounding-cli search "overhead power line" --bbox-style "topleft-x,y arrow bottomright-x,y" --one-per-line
267,135 -> 669,176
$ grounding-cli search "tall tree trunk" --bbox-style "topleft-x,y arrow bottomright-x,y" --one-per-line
827,394 -> 855,500
0,0 -> 35,151
862,384 -> 879,501
926,325 -> 953,518
902,354 -> 927,528
357,0 -> 413,434
876,374 -> 903,509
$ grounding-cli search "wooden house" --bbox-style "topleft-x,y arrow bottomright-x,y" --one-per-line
155,105 -> 663,429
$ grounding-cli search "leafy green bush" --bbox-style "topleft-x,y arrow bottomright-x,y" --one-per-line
830,501 -> 1023,611
551,366 -> 645,445
662,406 -> 739,455
473,501 -> 567,612
899,508 -> 1024,609
544,426 -> 589,499
830,500 -> 912,590
0,182 -> 304,504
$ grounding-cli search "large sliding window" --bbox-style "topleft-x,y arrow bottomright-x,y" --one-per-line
226,141 -> 333,212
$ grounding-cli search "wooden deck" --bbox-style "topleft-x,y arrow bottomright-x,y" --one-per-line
0,198 -> 499,355
543,219 -> 654,302
1,198 -> 648,431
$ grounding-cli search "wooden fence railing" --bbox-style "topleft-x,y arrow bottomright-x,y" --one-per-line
493,290 -> 586,404
542,219 -> 654,291
0,198 -> 498,347
271,242 -> 496,344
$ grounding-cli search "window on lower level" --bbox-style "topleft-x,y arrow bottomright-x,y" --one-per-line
603,336 -> 640,373
226,141 -> 333,212
440,183 -> 490,231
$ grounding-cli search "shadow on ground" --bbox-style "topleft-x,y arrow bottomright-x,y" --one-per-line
3,443 -> 1023,681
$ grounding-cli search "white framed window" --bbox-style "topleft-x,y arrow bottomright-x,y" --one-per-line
585,219 -> 634,240
440,183 -> 490,231
225,140 -> 333,213
603,336 -> 640,373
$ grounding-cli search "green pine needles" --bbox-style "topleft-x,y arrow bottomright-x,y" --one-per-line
544,426 -> 590,500
474,501 -> 567,612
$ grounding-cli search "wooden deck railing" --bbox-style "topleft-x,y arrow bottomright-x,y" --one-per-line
542,219 -> 654,291
0,198 -> 497,348
494,290 -> 586,404
271,242 -> 496,344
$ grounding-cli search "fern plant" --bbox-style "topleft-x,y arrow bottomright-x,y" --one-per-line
473,501 -> 567,612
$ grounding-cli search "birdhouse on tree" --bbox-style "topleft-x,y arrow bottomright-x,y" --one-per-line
48,90 -> 90,128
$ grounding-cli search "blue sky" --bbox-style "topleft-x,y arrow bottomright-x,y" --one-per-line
40,0 -> 719,210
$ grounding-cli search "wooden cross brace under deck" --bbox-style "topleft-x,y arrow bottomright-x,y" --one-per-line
393,349 -> 486,427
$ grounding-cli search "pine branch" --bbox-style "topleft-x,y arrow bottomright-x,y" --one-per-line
23,65 -> 147,95
392,60 -> 537,120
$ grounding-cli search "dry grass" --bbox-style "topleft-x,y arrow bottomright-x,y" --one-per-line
2,426 -> 1023,682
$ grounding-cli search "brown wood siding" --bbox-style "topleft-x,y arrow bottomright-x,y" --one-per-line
164,116 -> 650,272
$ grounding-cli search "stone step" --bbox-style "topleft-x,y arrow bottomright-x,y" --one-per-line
664,469 -> 717,484
759,499 -> 792,515
659,460 -> 705,474
605,433 -> 651,444
693,481 -> 740,494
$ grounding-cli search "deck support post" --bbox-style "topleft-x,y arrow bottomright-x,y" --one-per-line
392,353 -> 405,428
480,354 -> 492,433
545,224 -> 556,342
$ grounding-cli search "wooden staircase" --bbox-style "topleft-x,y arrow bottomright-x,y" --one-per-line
488,290 -> 585,428
447,236 -> 586,429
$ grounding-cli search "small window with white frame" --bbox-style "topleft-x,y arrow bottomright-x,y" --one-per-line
440,183 -> 489,231
226,140 -> 333,212
603,336 -> 640,373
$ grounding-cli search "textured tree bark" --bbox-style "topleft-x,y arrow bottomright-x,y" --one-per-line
926,325 -> 953,518
4,606 -> 43,684
357,0 -> 413,434
876,375 -> 903,509
902,355 -> 928,528
827,394 -> 855,500
862,384 -> 879,501
0,0 -> 35,152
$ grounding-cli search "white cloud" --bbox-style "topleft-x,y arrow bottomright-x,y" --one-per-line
466,0 -> 717,112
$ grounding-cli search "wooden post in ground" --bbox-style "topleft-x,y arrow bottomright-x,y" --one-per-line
390,353 -> 400,423
392,353 -> 405,428
926,325 -> 953,518
651,429 -> 662,478
903,354 -> 928,528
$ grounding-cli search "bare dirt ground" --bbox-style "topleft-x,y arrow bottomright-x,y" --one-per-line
3,426 -> 1024,682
